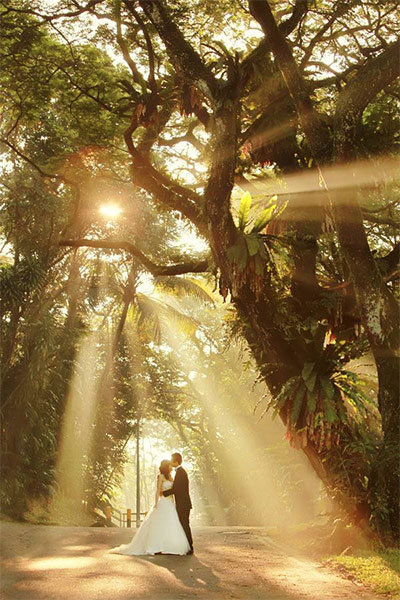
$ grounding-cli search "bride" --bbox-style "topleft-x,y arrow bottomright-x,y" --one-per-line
109,459 -> 191,556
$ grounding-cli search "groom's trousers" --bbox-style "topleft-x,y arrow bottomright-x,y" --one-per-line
177,505 -> 193,550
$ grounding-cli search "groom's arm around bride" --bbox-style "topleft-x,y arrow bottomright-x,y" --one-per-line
162,467 -> 190,503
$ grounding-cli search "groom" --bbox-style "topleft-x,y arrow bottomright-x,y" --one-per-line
162,452 -> 193,554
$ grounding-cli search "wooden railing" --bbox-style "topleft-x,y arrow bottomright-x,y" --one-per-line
94,505 -> 148,527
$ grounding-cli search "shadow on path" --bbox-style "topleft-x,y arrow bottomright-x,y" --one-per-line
139,553 -> 220,592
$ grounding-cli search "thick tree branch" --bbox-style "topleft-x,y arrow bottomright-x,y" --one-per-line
136,0 -> 218,99
241,91 -> 298,170
2,0 -> 105,22
299,1 -> 358,70
123,115 -> 207,235
58,238 -> 210,275
376,243 -> 400,278
0,139 -> 74,185
334,38 -> 400,157
307,60 -> 366,90
115,1 -> 148,91
137,103 -> 174,154
158,121 -> 205,154
248,0 -> 330,161
130,157 -> 203,228
241,0 -> 308,83
279,0 -> 308,36
122,1 -> 157,93
362,212 -> 400,228
204,104 -> 239,283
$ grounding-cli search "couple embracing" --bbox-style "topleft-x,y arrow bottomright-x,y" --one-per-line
110,453 -> 193,556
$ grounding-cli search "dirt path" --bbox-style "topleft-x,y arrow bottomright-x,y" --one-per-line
1,522 -> 377,600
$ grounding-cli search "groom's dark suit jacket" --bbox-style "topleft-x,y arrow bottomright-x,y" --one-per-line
163,466 -> 192,510
163,465 -> 193,550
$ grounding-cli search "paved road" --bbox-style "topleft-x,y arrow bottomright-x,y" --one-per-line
1,522 -> 377,600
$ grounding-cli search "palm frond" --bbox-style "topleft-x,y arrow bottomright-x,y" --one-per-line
134,293 -> 201,342
153,276 -> 216,305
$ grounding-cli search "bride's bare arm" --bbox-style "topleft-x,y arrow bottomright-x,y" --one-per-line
154,474 -> 163,508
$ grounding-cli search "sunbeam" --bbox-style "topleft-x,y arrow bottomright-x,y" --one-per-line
50,330 -> 100,522
159,308 -> 323,530
235,155 -> 400,202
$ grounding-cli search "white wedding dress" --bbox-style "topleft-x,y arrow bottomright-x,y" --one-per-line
109,479 -> 190,556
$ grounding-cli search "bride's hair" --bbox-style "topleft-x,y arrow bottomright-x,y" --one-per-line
159,459 -> 172,480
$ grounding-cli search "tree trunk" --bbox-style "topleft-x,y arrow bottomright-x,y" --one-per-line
328,182 -> 400,542
246,0 -> 399,543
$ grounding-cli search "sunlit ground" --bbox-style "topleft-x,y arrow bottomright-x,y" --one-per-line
26,556 -> 97,571
0,522 -> 377,600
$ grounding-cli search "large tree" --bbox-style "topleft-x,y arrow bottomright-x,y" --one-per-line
1,0 -> 399,542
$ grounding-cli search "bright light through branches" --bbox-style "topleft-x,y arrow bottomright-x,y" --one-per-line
99,204 -> 122,219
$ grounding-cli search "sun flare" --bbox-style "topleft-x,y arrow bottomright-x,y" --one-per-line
99,204 -> 122,218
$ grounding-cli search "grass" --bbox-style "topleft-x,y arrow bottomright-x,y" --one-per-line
327,548 -> 400,597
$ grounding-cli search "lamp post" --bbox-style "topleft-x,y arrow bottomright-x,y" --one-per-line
136,416 -> 141,528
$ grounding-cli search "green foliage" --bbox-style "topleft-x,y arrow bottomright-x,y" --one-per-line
153,275 -> 216,305
259,321 -> 377,451
237,191 -> 252,230
1,256 -> 46,305
1,10 -> 125,184
361,88 -> 400,155
328,548 -> 400,597
227,192 -> 288,296
233,191 -> 284,235
133,293 -> 201,343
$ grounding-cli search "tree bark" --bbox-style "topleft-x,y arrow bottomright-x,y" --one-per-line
248,0 -> 400,542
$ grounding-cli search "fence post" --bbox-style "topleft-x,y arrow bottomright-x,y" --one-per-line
127,508 -> 132,528
105,506 -> 112,526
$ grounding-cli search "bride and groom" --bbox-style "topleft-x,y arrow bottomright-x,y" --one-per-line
110,452 -> 194,556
